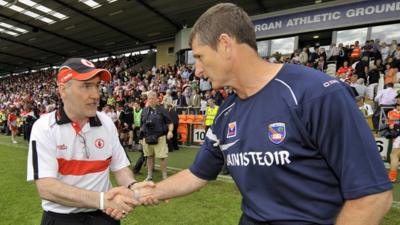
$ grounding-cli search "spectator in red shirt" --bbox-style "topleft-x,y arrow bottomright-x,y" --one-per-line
336,60 -> 352,80
7,106 -> 18,144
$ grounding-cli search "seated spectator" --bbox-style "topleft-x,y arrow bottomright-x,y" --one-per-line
385,62 -> 399,85
350,74 -> 366,97
375,82 -> 397,106
381,42 -> 390,63
392,43 -> 400,60
372,83 -> 397,129
375,59 -> 385,74
290,52 -> 300,64
387,103 -> 400,183
356,96 -> 373,118
366,65 -> 381,99
315,56 -> 327,71
299,48 -> 308,65
354,56 -> 369,83
336,60 -> 352,80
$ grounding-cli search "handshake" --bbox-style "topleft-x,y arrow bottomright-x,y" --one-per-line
100,181 -> 159,220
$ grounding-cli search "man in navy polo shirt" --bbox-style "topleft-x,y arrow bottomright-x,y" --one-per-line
129,3 -> 392,225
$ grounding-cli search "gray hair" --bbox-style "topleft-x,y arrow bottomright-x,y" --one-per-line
189,3 -> 257,52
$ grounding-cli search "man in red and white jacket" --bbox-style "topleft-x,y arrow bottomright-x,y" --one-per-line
27,58 -> 153,225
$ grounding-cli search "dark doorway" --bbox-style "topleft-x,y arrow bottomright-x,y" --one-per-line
298,30 -> 332,49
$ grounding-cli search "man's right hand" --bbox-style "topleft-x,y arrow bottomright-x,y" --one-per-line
103,186 -> 137,220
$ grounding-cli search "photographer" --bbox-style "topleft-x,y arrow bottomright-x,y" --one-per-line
141,91 -> 173,181
387,103 -> 400,182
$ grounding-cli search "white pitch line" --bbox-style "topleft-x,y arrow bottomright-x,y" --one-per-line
392,201 -> 400,209
178,145 -> 201,149
0,141 -> 28,149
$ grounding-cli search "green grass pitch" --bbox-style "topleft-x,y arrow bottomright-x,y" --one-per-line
0,135 -> 399,225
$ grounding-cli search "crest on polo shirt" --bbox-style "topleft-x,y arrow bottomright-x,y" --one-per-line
226,122 -> 237,138
268,123 -> 286,144
95,138 -> 104,149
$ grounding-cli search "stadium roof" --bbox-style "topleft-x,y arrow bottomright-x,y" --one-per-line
0,0 -> 334,76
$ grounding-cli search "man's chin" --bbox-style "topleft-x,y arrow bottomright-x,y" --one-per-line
87,109 -> 98,117
211,82 -> 220,90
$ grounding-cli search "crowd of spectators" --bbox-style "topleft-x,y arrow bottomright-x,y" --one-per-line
1,39 -> 399,145
268,39 -> 400,129
0,53 -> 231,148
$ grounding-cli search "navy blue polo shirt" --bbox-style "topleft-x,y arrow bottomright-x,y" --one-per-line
190,64 -> 392,224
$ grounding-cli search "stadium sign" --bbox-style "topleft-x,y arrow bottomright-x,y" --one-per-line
376,137 -> 389,161
253,0 -> 400,39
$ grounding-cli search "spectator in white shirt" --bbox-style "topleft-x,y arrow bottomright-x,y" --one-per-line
199,77 -> 212,94
350,74 -> 366,97
299,48 -> 308,65
328,43 -> 339,61
380,42 -> 390,63
374,83 -> 397,106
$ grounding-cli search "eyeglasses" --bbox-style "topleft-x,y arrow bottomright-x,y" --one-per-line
78,132 -> 90,159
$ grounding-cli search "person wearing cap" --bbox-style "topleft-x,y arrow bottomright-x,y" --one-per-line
130,3 -> 392,225
27,58 -> 153,225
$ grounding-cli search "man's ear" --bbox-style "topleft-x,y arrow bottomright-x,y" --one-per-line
218,33 -> 233,59
58,83 -> 68,99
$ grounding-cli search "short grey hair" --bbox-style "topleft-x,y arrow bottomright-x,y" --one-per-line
189,3 -> 257,52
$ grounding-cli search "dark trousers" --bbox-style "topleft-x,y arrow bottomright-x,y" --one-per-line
133,127 -> 140,144
41,210 -> 120,225
167,127 -> 179,151
133,151 -> 146,174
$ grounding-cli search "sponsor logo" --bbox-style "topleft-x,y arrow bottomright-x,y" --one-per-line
323,79 -> 339,88
81,59 -> 95,68
62,73 -> 73,82
268,123 -> 286,144
95,138 -> 104,149
227,122 -> 237,138
226,150 -> 291,166
57,144 -> 68,150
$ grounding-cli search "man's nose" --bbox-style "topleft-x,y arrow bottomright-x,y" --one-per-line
195,64 -> 204,78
